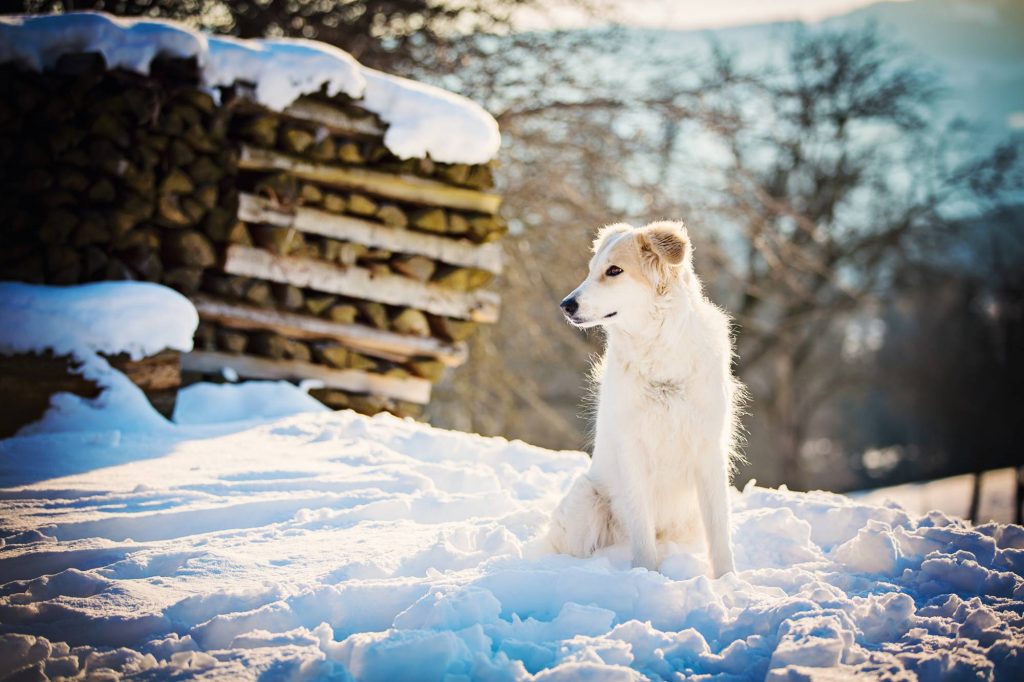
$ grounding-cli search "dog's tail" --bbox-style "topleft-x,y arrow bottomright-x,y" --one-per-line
544,474 -> 621,558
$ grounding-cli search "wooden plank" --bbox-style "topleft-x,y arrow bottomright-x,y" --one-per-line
191,295 -> 468,367
233,191 -> 503,274
223,245 -> 500,323
182,351 -> 432,404
282,98 -> 385,137
238,193 -> 504,274
238,145 -> 502,215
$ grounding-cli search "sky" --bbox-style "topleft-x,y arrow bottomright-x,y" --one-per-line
514,0 -> 908,31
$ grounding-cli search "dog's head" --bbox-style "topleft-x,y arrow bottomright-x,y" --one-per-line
559,221 -> 693,328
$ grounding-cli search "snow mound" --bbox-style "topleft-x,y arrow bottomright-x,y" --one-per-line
0,12 -> 500,164
173,380 -> 329,425
1,409 -> 1022,680
0,281 -> 197,361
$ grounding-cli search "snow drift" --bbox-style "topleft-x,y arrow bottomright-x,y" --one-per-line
1,405 -> 1023,680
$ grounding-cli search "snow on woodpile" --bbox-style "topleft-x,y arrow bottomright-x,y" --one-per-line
0,11 -> 205,75
1,404 -> 1023,680
204,35 -> 364,109
0,12 -> 500,163
0,281 -> 197,361
208,38 -> 500,164
359,67 -> 501,166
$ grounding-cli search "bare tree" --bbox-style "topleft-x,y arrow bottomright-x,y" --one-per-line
659,28 -> 1021,489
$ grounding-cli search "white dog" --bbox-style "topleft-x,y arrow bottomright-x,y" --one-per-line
546,221 -> 745,577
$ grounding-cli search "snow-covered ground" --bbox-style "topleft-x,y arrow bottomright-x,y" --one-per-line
2,402 -> 1024,680
1,283 -> 1022,679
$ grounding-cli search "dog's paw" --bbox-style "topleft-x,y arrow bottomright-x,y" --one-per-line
631,550 -> 659,572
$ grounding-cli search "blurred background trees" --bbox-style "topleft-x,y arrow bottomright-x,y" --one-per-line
675,29 -> 1021,491
421,17 -> 1022,498
4,0 -> 1022,495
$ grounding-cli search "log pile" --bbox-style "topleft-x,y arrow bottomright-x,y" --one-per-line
0,52 -> 503,419
0,55 -> 236,292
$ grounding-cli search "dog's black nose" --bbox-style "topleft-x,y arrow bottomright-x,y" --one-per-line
560,296 -> 579,316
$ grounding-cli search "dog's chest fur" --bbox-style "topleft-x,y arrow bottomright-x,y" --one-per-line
592,316 -> 729,482
599,353 -> 704,462
603,339 -> 706,414
613,361 -> 688,410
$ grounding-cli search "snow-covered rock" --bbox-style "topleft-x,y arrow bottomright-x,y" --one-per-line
0,12 -> 501,164
1,405 -> 1022,680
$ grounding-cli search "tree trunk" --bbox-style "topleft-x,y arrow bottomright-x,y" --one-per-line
775,354 -> 803,490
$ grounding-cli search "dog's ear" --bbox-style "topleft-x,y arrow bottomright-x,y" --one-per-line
592,222 -> 633,254
637,221 -> 690,267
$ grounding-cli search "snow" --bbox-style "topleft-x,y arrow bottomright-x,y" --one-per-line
0,281 -> 196,361
359,68 -> 501,167
0,11 -> 205,75
0,12 -> 501,164
173,381 -> 330,425
204,35 -> 364,111
2,395 -> 1023,679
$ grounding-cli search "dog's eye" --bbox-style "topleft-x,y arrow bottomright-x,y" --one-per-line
605,265 -> 623,277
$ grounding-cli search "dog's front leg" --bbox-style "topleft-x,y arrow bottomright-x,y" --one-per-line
610,472 -> 658,570
696,458 -> 736,578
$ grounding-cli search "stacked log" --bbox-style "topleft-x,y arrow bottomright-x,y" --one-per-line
0,53 -> 503,419
182,89 -> 503,418
0,55 -> 236,295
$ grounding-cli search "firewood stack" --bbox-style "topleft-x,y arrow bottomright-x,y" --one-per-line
0,54 -> 235,292
0,43 -> 503,419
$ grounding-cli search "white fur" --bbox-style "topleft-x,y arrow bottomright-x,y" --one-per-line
547,221 -> 744,577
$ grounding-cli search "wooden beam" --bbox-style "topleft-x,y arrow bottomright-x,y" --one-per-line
238,194 -> 504,274
182,351 -> 432,404
223,245 -> 500,323
282,98 -> 385,138
191,295 -> 467,367
238,145 -> 502,215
